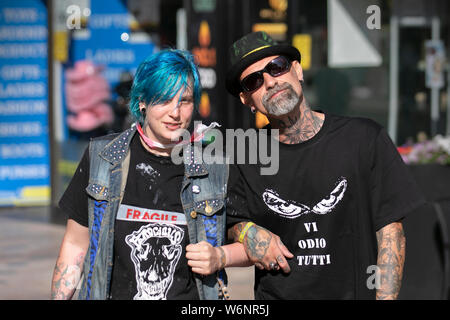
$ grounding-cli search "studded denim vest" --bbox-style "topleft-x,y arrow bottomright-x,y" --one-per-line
76,124 -> 229,300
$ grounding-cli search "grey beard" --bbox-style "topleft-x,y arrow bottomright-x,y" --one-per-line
262,83 -> 300,117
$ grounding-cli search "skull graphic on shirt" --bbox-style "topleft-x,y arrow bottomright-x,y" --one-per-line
125,223 -> 184,300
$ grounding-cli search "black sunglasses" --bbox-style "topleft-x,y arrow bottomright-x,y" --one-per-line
240,56 -> 292,93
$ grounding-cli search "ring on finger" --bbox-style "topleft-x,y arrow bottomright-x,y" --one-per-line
269,262 -> 278,270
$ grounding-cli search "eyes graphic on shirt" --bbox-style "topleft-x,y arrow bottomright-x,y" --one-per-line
262,177 -> 347,219
263,192 -> 310,215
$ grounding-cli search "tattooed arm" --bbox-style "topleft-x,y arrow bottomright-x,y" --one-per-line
186,222 -> 294,275
51,219 -> 89,300
228,222 -> 293,273
375,221 -> 406,300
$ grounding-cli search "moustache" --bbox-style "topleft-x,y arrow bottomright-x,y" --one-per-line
263,83 -> 294,103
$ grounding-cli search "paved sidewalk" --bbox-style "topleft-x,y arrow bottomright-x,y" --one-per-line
0,214 -> 65,299
0,207 -> 254,300
226,266 -> 254,300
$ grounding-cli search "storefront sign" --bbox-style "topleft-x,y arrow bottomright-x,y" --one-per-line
69,0 -> 155,90
0,0 -> 50,206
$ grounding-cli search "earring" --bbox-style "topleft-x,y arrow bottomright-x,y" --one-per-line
250,107 -> 256,114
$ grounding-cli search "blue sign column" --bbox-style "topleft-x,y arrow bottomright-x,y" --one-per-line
0,0 -> 50,206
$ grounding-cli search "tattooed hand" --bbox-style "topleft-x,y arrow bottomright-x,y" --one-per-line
375,221 -> 406,300
228,222 -> 293,273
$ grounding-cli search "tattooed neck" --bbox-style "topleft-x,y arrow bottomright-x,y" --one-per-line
271,104 -> 324,144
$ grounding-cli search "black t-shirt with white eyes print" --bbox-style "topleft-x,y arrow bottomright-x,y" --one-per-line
226,112 -> 425,300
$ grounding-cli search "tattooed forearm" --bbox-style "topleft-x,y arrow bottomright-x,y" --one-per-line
375,222 -> 405,300
228,222 -> 245,243
228,222 -> 293,272
51,252 -> 84,300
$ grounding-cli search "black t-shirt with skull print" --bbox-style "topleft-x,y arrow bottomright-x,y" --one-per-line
59,134 -> 199,300
226,112 -> 425,300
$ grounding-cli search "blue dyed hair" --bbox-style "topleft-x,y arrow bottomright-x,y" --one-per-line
129,49 -> 202,123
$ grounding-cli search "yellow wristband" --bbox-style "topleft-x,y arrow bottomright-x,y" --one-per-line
238,222 -> 255,243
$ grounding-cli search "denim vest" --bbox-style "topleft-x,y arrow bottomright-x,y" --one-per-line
76,124 -> 228,300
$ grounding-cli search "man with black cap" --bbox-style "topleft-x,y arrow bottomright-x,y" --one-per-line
225,31 -> 425,299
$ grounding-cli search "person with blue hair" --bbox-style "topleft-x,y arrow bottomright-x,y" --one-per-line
51,49 -> 259,300
129,49 -> 202,126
